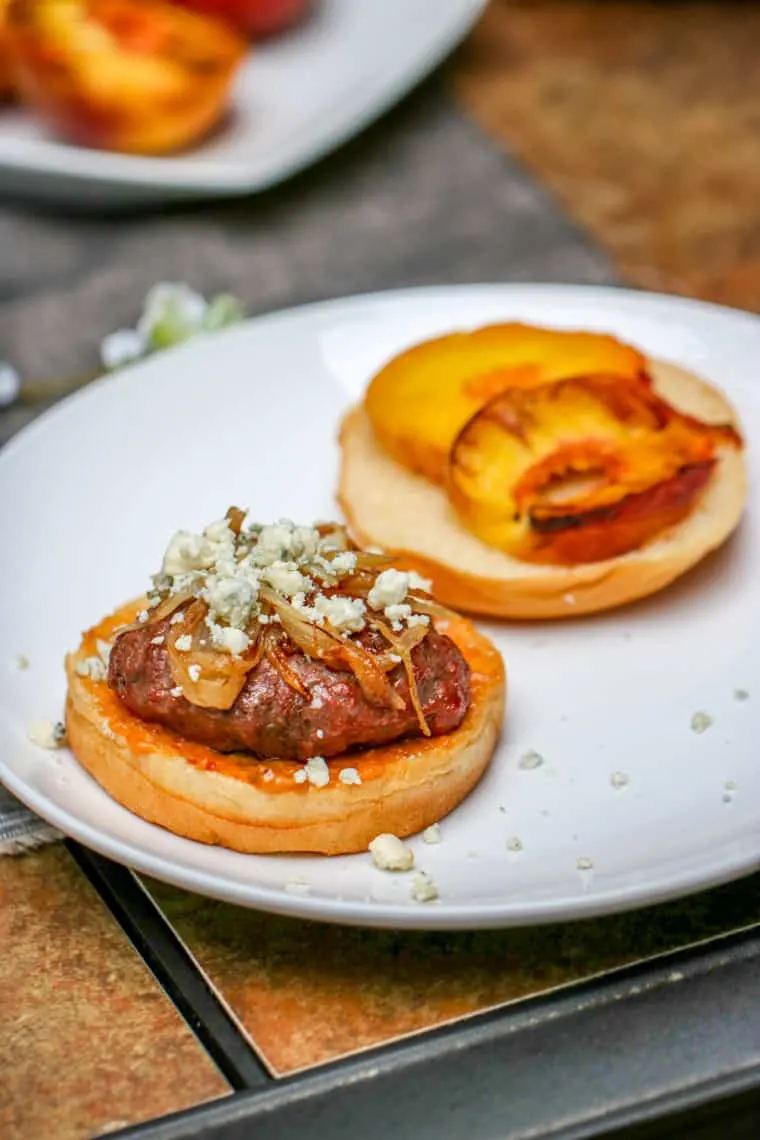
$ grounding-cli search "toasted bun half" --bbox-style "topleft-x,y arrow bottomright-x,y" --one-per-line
65,603 -> 505,855
338,360 -> 748,620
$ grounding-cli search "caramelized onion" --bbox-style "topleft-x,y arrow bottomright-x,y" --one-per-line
337,571 -> 379,598
335,636 -> 406,711
166,600 -> 259,711
348,551 -> 394,571
371,615 -> 431,736
392,624 -> 430,654
154,543 -> 440,719
407,594 -> 460,623
225,505 -> 246,535
150,589 -> 196,623
262,586 -> 404,711
263,628 -> 309,697
262,587 -> 343,660
115,590 -> 198,637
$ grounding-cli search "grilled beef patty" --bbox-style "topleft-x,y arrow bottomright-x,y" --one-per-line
108,618 -> 471,760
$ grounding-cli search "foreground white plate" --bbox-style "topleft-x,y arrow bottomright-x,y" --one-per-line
0,0 -> 486,207
1,284 -> 759,929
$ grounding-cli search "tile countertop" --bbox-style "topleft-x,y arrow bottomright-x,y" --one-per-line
0,845 -> 228,1140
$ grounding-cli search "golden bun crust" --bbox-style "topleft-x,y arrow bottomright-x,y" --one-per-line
65,603 -> 505,855
338,360 -> 748,620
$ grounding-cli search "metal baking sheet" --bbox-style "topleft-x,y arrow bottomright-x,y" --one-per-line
137,872 -> 760,1077
114,919 -> 760,1140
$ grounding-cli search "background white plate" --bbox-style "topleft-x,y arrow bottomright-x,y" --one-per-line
0,0 -> 487,207
1,284 -> 759,929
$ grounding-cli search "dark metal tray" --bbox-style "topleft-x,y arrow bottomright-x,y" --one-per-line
69,842 -> 760,1140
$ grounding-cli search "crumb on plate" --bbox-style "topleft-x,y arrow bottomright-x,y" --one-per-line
411,871 -> 439,903
28,720 -> 66,750
369,833 -> 414,872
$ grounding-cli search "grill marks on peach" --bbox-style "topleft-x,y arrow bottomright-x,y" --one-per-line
448,372 -> 740,565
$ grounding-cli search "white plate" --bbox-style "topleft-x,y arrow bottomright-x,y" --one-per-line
1,284 -> 760,929
0,0 -> 486,207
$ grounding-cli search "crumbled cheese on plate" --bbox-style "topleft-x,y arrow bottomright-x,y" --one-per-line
518,749 -> 544,770
691,711 -> 713,734
285,877 -> 311,896
28,720 -> 66,749
411,871 -> 439,903
369,833 -> 414,871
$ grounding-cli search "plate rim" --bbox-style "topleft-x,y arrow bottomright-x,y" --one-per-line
3,756 -> 759,930
2,279 -> 759,930
0,0 -> 489,201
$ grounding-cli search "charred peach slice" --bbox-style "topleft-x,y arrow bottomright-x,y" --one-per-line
0,0 -> 15,99
7,0 -> 247,154
173,0 -> 311,39
364,324 -> 648,485
448,373 -> 742,566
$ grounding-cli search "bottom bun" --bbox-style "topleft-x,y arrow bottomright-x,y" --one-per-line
65,602 -> 506,855
338,360 -> 747,619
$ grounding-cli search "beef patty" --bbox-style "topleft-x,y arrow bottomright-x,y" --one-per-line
108,617 -> 471,760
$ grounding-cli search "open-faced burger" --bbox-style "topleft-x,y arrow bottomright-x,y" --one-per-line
65,511 -> 505,854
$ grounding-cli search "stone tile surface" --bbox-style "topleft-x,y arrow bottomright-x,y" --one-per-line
0,847 -> 228,1140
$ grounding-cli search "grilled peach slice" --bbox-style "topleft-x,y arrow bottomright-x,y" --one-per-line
364,324 -> 648,485
0,0 -> 15,99
448,373 -> 742,565
173,0 -> 311,39
7,0 -> 247,155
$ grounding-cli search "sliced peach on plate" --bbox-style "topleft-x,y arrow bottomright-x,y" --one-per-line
364,324 -> 648,485
0,0 -> 15,99
447,373 -> 742,566
7,0 -> 247,154
172,0 -> 311,39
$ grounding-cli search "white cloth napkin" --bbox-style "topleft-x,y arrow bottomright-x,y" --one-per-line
0,784 -> 59,855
